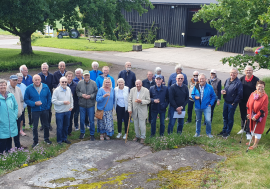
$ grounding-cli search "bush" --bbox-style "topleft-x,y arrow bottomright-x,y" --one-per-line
155,39 -> 167,43
244,47 -> 254,52
77,28 -> 85,35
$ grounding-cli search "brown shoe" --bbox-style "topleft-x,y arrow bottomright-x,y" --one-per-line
133,137 -> 138,142
140,139 -> 145,144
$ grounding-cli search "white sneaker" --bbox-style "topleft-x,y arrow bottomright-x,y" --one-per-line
237,129 -> 244,134
207,134 -> 213,138
123,134 -> 127,140
116,133 -> 122,139
193,133 -> 201,137
246,134 -> 252,140
165,117 -> 169,121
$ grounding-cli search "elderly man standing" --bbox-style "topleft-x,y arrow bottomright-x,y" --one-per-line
73,68 -> 84,83
142,71 -> 156,123
185,71 -> 199,124
192,73 -> 216,138
24,75 -> 52,148
118,62 -> 136,90
20,65 -> 33,128
38,62 -> 53,131
7,75 -> 24,148
52,77 -> 73,144
149,75 -> 169,137
128,80 -> 150,144
65,71 -> 79,134
53,61 -> 67,88
237,66 -> 259,139
90,61 -> 103,82
76,70 -> 98,140
218,68 -> 243,138
96,66 -> 115,89
168,74 -> 189,134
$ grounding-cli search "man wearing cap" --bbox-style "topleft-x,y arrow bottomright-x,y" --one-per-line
24,74 -> 52,148
90,62 -> 103,82
53,61 -> 67,88
7,75 -> 24,148
76,70 -> 98,140
149,75 -> 169,137
118,62 -> 136,90
96,66 -> 115,89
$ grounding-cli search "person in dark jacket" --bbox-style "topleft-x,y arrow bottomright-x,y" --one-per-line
237,65 -> 259,140
142,71 -> 156,123
168,74 -> 189,134
149,75 -> 169,136
66,71 -> 79,135
38,62 -> 54,131
153,67 -> 166,85
218,68 -> 243,138
192,73 -> 216,138
168,64 -> 188,88
24,75 -> 52,148
52,61 -> 67,88
118,62 -> 136,90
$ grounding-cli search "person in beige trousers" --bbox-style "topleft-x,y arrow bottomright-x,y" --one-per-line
128,80 -> 150,144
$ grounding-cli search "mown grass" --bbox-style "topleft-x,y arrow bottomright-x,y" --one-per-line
0,49 -> 108,72
0,30 -> 12,35
32,37 -> 154,52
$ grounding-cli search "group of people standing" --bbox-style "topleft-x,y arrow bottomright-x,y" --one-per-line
0,61 -> 268,153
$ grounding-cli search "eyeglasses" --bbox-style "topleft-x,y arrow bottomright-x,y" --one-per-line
193,75 -> 198,76
61,81 -> 67,83
177,78 -> 184,80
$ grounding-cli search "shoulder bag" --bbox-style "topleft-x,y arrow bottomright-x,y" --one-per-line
95,94 -> 110,120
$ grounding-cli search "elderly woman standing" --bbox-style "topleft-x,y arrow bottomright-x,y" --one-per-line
114,78 -> 129,139
153,67 -> 165,85
96,78 -> 115,140
0,79 -> 18,154
246,80 -> 268,150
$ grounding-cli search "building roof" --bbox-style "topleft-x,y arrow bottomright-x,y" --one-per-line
149,0 -> 218,5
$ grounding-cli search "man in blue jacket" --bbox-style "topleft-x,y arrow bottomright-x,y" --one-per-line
24,75 -> 52,148
218,68 -> 243,138
149,75 -> 169,137
192,73 -> 216,138
96,66 -> 115,89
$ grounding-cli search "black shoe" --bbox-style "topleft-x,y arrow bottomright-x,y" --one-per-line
63,140 -> 71,144
223,133 -> 230,138
49,125 -> 53,131
40,127 -> 43,131
90,135 -> 95,141
44,140 -> 52,144
79,133 -> 85,139
217,131 -> 224,136
32,142 -> 39,148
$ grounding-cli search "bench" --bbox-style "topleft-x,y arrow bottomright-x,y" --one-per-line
87,36 -> 105,43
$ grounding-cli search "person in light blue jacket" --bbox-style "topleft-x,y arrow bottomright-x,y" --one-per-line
192,73 -> 216,138
0,79 -> 18,154
96,66 -> 115,89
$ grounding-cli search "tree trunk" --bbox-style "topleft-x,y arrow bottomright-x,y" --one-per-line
20,33 -> 33,55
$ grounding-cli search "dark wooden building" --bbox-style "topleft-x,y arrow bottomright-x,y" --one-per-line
122,0 -> 260,53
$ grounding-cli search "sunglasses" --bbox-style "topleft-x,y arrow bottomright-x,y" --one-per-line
193,75 -> 198,76
61,81 -> 67,83
177,78 -> 184,80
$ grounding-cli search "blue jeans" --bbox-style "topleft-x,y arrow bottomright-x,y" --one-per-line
222,102 -> 238,134
13,116 -> 21,148
195,106 -> 211,135
168,107 -> 185,134
187,100 -> 194,122
80,106 -> 95,135
56,111 -> 71,143
151,112 -> 165,136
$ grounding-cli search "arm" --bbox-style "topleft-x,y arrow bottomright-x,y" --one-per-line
169,87 -> 178,109
150,88 -> 155,103
253,96 -> 269,120
183,86 -> 189,107
76,83 -> 83,97
217,80 -> 222,100
96,88 -> 106,102
47,89 -> 51,110
19,90 -> 24,109
233,81 -> 243,104
24,88 -> 36,107
128,89 -> 133,112
191,87 -> 196,101
210,86 -> 216,106
51,89 -> 64,106
12,95 -> 18,119
111,77 -> 115,88
90,82 -> 98,100
141,89 -> 151,105
70,89 -> 74,109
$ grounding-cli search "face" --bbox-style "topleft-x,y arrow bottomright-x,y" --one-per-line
66,74 -> 73,84
199,75 -> 206,86
147,72 -> 153,80
193,72 -> 199,79
230,70 -> 238,80
17,77 -> 23,84
176,74 -> 184,85
21,66 -> 28,77
92,64 -> 98,70
156,78 -> 162,86
103,68 -> 109,76
156,70 -> 161,75
125,62 -> 131,70
210,73 -> 216,79
33,76 -> 41,87
60,78 -> 68,89
9,79 -> 18,88
256,84 -> 265,93
41,65 -> 49,75
58,63 -> 65,73
176,68 -> 182,74
84,74 -> 90,82
245,67 -> 253,77
75,71 -> 82,79
136,81 -> 142,91
118,80 -> 124,88
104,79 -> 111,88
0,82 -> 7,93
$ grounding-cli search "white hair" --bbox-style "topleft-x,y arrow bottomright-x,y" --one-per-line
193,70 -> 199,75
59,61 -> 65,66
75,68 -> 83,74
92,61 -> 99,67
230,67 -> 239,73
155,67 -> 162,73
175,64 -> 183,71
245,65 -> 253,71
19,65 -> 27,72
16,73 -> 23,78
41,62 -> 49,68
125,61 -> 131,65
198,73 -> 207,79
117,78 -> 125,84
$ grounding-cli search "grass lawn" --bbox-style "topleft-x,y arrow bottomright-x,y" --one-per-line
0,29 -> 13,35
0,48 -> 108,72
32,37 -> 155,52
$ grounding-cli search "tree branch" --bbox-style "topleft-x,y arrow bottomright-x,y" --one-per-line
0,24 -> 20,36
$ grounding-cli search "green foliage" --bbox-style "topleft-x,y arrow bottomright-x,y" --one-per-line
244,47 -> 254,52
137,32 -> 144,44
144,22 -> 158,44
155,39 -> 166,43
192,0 -> 270,70
77,29 -> 85,35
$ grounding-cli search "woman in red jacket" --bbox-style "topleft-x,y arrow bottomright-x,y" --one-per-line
246,80 -> 269,150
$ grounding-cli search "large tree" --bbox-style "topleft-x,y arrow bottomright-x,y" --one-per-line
192,0 -> 270,70
0,0 -> 153,55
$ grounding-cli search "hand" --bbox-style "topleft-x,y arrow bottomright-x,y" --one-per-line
217,100 -> 220,106
252,117 -> 256,121
221,90 -> 226,95
86,95 -> 91,99
69,108 -> 73,111
82,94 -> 87,99
231,103 -> 234,106
208,104 -> 211,107
195,96 -> 200,100
136,99 -> 142,103
176,106 -> 183,112
247,114 -> 250,119
177,110 -> 182,115
64,101 -> 70,105
154,99 -> 160,103
103,93 -> 110,98
128,111 -> 132,115
35,101 -> 42,106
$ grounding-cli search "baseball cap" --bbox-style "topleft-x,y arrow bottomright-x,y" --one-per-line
10,75 -> 18,80
155,75 -> 163,79
210,69 -> 217,74
83,70 -> 90,76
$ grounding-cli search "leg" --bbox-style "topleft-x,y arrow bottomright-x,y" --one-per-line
222,102 -> 229,133
0,138 -> 8,154
227,103 -> 237,134
187,100 -> 194,122
148,104 -> 152,123
27,105 -> 33,125
88,106 -> 95,136
74,105 -> 79,128
239,102 -> 247,130
68,108 -> 75,135
168,107 -> 176,134
210,100 -> 217,123
195,108 -> 203,135
139,118 -> 146,139
13,116 -> 21,148
151,112 -> 158,136
49,103 -> 52,126
177,118 -> 184,133
55,112 -> 64,143
116,105 -> 123,133
159,112 -> 165,136
63,111 -> 71,141
31,111 -> 40,143
40,110 -> 50,141
124,110 -> 129,134
6,137 -> 12,152
133,117 -> 140,138
80,107 -> 86,134
22,108 -> 25,128
204,106 -> 212,135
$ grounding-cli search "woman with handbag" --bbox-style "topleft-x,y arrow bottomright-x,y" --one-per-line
96,77 -> 115,140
